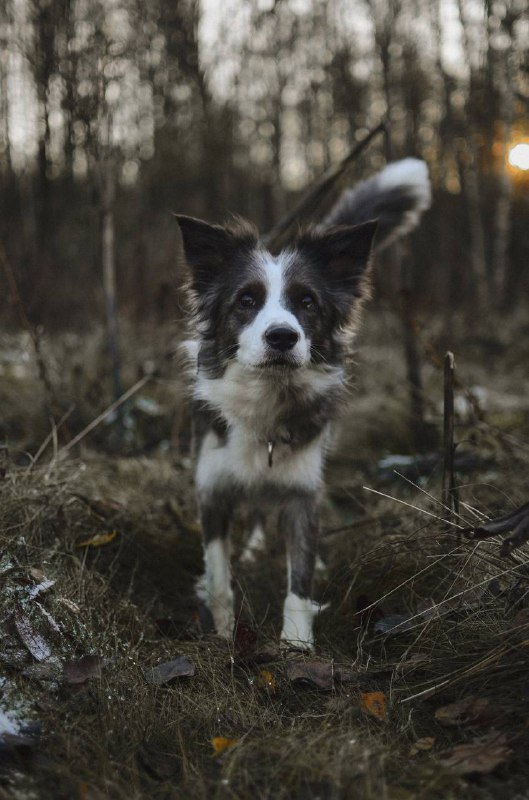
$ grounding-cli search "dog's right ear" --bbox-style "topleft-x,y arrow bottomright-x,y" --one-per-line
174,215 -> 233,292
174,215 -> 258,293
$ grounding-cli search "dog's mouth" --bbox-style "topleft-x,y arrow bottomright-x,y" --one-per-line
255,354 -> 302,370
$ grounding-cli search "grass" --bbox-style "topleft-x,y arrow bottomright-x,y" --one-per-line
1,318 -> 529,799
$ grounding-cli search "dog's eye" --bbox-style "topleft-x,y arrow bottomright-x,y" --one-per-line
239,292 -> 256,309
300,294 -> 316,310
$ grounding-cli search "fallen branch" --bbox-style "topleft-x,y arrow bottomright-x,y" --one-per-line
442,351 -> 459,515
55,372 -> 152,459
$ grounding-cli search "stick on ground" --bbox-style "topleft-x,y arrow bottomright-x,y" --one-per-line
442,351 -> 459,516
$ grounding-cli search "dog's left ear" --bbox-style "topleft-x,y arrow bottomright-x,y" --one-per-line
297,220 -> 378,299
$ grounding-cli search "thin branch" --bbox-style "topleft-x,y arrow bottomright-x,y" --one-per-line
262,121 -> 386,252
54,372 -> 152,460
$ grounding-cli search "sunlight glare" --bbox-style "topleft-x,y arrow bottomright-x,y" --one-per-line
508,143 -> 529,171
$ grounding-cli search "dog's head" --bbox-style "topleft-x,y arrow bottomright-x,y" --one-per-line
176,215 -> 377,376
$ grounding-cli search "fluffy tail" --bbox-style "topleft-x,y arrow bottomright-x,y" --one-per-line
323,158 -> 431,252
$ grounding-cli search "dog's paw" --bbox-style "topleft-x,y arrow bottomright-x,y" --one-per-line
210,598 -> 235,638
280,593 -> 327,651
195,573 -> 234,638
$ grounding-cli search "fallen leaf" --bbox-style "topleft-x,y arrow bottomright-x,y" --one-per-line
434,697 -> 490,727
212,736 -> 237,755
63,655 -> 104,685
360,691 -> 387,721
439,732 -> 512,775
35,602 -> 61,634
56,597 -> 81,614
409,736 -> 435,757
287,660 -> 356,691
77,530 -> 119,548
256,669 -> 276,692
14,612 -> 52,662
27,579 -> 55,601
145,656 -> 195,685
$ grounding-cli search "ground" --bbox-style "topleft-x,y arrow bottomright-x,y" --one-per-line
1,312 -> 529,800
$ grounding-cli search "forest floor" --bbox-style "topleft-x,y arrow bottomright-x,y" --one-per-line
1,312 -> 529,800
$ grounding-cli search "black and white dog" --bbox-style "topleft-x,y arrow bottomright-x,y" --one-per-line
177,158 -> 431,650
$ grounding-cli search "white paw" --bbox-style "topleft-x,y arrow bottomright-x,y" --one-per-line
280,593 -> 327,651
211,598 -> 235,638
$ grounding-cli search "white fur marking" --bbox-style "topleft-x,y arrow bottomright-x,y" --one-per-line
376,158 -> 431,242
240,520 -> 266,563
195,361 -> 343,434
236,251 -> 311,368
199,539 -> 234,637
281,592 -> 323,651
196,423 -> 328,492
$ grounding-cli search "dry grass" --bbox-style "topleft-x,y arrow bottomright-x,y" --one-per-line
1,318 -> 529,799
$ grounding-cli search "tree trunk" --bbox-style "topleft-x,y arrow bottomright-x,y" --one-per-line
101,163 -> 122,403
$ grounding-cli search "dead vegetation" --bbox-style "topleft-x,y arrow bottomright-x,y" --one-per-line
1,317 -> 529,800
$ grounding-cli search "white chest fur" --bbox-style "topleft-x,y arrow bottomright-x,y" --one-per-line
196,424 -> 328,494
194,362 -> 341,494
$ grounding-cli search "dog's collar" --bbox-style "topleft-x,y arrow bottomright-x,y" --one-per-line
267,440 -> 274,468
265,431 -> 294,468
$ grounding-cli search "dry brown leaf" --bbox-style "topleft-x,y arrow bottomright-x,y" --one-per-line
256,669 -> 276,692
63,655 -> 104,685
439,732 -> 512,775
77,530 -> 118,548
145,655 -> 195,685
287,660 -> 356,691
360,691 -> 387,721
212,736 -> 238,755
57,597 -> 81,614
434,696 -> 490,727
409,736 -> 435,757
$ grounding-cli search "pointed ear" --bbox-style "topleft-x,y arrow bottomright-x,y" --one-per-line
174,214 -> 258,293
297,220 -> 378,298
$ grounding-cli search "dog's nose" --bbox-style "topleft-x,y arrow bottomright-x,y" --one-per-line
265,326 -> 299,352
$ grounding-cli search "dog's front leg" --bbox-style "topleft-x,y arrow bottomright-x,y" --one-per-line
198,491 -> 235,638
280,492 -> 321,651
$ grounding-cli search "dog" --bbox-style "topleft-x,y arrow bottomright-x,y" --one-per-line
177,158 -> 431,650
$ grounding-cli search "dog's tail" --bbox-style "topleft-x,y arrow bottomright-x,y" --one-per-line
323,158 -> 431,252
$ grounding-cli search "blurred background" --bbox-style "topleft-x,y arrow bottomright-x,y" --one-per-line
0,0 -> 528,455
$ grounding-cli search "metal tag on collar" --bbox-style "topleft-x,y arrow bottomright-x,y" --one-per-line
267,440 -> 275,468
